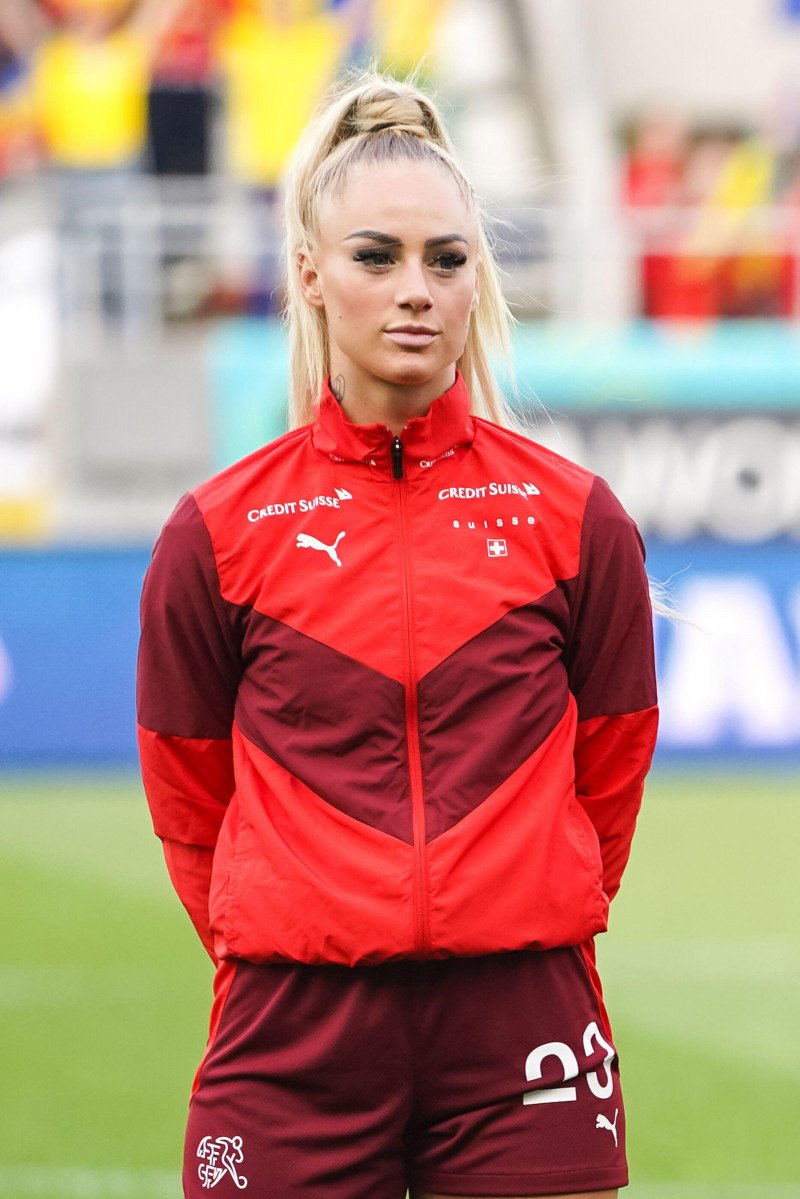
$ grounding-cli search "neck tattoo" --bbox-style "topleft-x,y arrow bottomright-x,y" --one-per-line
331,375 -> 345,405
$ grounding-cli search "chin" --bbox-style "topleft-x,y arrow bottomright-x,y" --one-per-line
375,356 -> 443,388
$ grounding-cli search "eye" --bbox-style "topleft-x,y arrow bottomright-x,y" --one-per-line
432,252 -> 468,273
352,248 -> 394,268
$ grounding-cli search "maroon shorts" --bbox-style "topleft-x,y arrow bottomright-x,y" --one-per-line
184,946 -> 627,1197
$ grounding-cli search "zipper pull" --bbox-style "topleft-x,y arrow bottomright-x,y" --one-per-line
391,436 -> 404,480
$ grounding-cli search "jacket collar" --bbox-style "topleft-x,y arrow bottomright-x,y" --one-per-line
311,371 -> 476,473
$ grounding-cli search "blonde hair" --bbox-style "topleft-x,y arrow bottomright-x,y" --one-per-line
282,67 -> 518,429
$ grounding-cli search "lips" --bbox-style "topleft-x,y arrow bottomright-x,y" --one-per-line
384,326 -> 439,348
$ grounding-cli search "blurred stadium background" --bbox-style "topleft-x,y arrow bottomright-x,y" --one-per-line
0,0 -> 799,1195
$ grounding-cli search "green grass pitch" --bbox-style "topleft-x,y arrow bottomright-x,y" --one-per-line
0,769 -> 798,1198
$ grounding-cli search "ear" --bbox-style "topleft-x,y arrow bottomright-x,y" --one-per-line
297,248 -> 325,309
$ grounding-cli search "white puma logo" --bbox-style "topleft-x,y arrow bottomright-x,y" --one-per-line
296,531 -> 346,567
596,1109 -> 619,1148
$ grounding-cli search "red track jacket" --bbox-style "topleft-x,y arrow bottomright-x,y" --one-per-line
137,372 -> 658,967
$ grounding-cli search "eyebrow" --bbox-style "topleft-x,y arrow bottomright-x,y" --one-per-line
343,230 -> 469,248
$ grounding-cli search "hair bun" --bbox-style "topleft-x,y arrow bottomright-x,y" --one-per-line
347,88 -> 433,142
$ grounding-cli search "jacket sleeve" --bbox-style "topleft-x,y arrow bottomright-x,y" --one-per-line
136,492 -> 243,956
565,476 -> 659,902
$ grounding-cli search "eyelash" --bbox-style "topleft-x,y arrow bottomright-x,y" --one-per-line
352,249 -> 468,272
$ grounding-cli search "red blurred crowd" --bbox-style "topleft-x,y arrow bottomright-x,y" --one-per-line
623,109 -> 800,318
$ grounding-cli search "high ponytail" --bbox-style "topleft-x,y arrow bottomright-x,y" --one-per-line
281,67 -> 518,429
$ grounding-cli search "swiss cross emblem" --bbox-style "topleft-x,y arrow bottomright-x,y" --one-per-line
487,539 -> 508,557
197,1136 -> 248,1189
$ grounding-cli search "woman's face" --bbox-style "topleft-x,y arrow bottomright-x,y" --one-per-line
298,159 -> 481,400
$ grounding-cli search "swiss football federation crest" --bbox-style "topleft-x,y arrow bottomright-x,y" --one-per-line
197,1135 -> 248,1189
487,539 -> 508,557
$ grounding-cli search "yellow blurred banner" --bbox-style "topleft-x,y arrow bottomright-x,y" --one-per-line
217,11 -> 345,187
32,29 -> 149,168
375,0 -> 451,71
709,139 -> 777,210
682,139 -> 779,259
0,498 -> 49,542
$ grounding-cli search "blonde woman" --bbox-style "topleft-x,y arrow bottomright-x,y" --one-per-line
137,69 -> 658,1199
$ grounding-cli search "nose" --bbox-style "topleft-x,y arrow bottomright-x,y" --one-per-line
395,260 -> 433,310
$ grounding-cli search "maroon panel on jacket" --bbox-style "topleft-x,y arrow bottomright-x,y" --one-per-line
137,493 -> 246,739
563,476 -> 658,721
236,611 -> 412,842
418,586 -> 571,842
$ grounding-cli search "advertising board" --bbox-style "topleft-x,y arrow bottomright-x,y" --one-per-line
0,540 -> 797,765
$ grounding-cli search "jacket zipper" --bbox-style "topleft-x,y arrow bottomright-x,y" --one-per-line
391,435 -> 431,955
391,436 -> 404,480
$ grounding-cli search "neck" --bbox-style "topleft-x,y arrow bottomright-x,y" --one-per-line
331,365 -> 457,436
